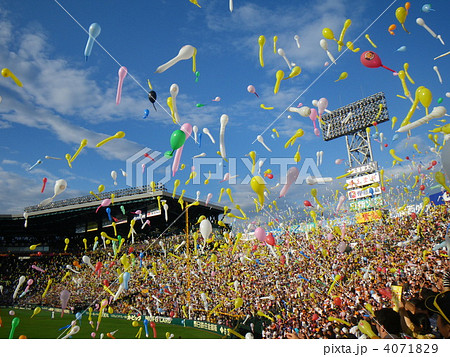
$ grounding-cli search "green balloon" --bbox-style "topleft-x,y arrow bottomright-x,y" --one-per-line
438,97 -> 443,104
9,317 -> 20,339
170,129 -> 186,151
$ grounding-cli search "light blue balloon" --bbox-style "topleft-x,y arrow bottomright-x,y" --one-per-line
396,46 -> 407,52
75,312 -> 82,320
84,23 -> 101,61
392,134 -> 399,141
122,272 -> 130,290
142,109 -> 150,119
422,4 -> 434,12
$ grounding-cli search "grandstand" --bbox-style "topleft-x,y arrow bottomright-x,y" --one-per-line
0,184 -> 225,254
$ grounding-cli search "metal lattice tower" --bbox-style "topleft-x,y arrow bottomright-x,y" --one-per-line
345,130 -> 374,167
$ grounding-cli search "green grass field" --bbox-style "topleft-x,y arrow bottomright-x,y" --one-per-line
0,308 -> 223,339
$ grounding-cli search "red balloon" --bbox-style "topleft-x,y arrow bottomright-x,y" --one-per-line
303,200 -> 312,207
312,313 -> 319,321
103,279 -> 109,287
381,186 -> 386,192
333,297 -> 342,307
37,252 -> 42,256
128,247 -> 134,254
150,321 -> 156,328
266,174 -> 274,179
419,185 -> 425,191
266,233 -> 276,246
411,212 -> 417,219
169,311 -> 174,318
432,160 -> 437,166
384,144 -> 388,147
280,255 -> 286,265
405,156 -> 410,160
360,51 -> 396,72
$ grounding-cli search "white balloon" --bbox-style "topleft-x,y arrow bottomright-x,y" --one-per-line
199,219 -> 212,240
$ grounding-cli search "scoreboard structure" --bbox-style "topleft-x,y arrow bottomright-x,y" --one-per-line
321,92 -> 390,215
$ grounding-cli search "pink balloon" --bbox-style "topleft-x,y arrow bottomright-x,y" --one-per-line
60,289 -> 71,317
317,98 -> 328,116
96,199 -> 111,213
336,195 -> 346,212
205,193 -> 213,206
314,127 -> 320,136
116,66 -> 128,105
247,85 -> 259,97
279,167 -> 299,198
335,159 -> 344,165
266,233 -> 275,246
327,232 -> 333,241
309,108 -> 317,122
360,51 -> 395,72
172,123 -> 192,177
91,332 -> 96,338
31,265 -> 45,273
254,227 -> 266,242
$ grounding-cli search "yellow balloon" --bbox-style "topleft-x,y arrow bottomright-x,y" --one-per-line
132,321 -> 139,327
322,28 -> 336,41
274,70 -> 284,94
419,196 -> 430,217
30,307 -> 41,318
172,179 -> 180,198
395,7 -> 406,24
98,184 -> 105,193
250,176 -> 266,207
358,320 -> 376,338
435,171 -> 450,192
108,306 -> 113,314
234,297 -> 243,310
418,87 -> 432,115
335,72 -> 348,82
258,35 -> 266,67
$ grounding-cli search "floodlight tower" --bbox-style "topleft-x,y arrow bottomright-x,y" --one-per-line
321,92 -> 390,215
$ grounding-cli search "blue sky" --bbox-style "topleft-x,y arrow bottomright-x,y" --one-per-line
0,0 -> 449,218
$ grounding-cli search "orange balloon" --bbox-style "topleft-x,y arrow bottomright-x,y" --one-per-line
388,24 -> 396,35
405,2 -> 410,11
19,335 -> 27,339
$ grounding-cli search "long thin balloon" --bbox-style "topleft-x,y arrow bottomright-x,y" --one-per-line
95,131 -> 125,147
116,66 -> 128,105
84,23 -> 101,61
155,45 -> 197,73
219,114 -> 229,160
1,68 -> 23,87
397,106 -> 447,132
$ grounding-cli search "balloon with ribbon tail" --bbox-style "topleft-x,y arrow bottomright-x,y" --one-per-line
84,23 -> 101,61
395,6 -> 410,33
116,66 -> 128,105
388,24 -> 397,35
247,85 -> 259,97
148,91 -> 157,111
360,51 -> 396,73
155,45 -> 197,74
165,129 -> 186,158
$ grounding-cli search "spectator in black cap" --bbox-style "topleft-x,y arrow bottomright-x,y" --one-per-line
426,291 -> 450,338
374,308 -> 403,339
